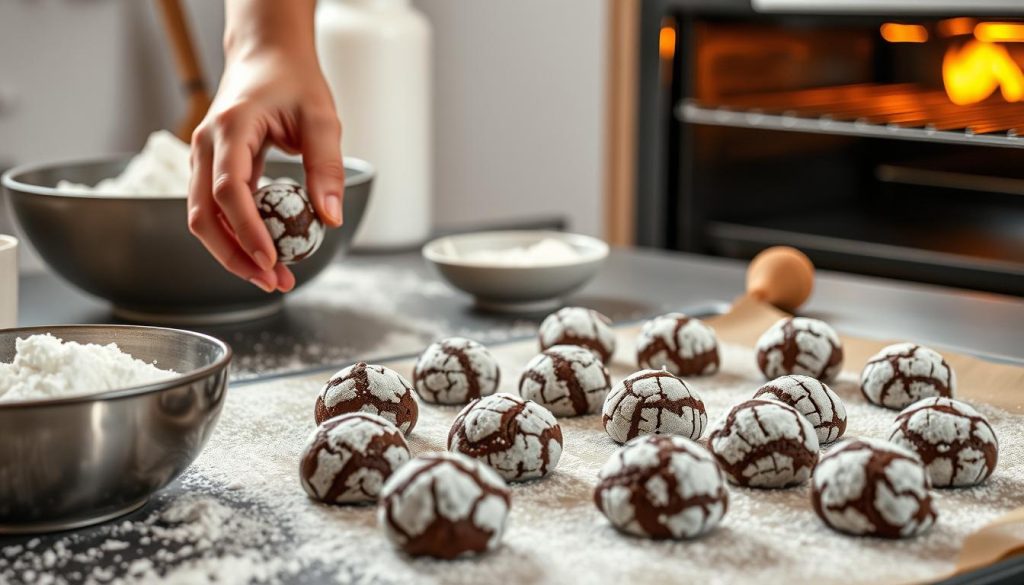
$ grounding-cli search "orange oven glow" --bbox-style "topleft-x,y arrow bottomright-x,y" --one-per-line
938,17 -> 976,38
659,23 -> 676,60
975,22 -> 1024,43
880,23 -> 928,43
942,40 -> 1024,105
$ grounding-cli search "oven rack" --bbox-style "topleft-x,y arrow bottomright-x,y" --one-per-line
678,84 -> 1024,149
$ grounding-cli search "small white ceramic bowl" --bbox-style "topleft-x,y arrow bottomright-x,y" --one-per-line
422,230 -> 609,312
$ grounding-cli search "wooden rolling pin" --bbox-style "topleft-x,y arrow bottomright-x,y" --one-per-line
745,246 -> 815,313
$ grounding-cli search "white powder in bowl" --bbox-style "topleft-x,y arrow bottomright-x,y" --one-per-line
55,130 -> 281,197
457,238 -> 581,266
0,334 -> 178,403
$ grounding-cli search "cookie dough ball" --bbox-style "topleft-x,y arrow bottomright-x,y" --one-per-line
888,397 -> 997,487
636,313 -> 720,377
519,345 -> 611,417
708,399 -> 819,488
538,307 -> 616,363
412,338 -> 500,405
602,370 -> 707,444
861,343 -> 955,410
378,452 -> 511,559
595,435 -> 728,539
755,317 -> 843,382
299,413 -> 411,504
811,438 -> 936,538
253,182 -> 324,264
315,362 -> 419,434
448,393 -> 562,482
753,375 -> 847,444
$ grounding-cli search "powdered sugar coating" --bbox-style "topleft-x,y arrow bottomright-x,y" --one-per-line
861,343 -> 956,410
754,375 -> 847,444
636,313 -> 720,376
538,307 -> 617,363
595,435 -> 728,539
253,183 -> 324,264
812,438 -> 936,538
755,317 -> 843,382
889,397 -> 998,487
413,337 -> 500,404
448,393 -> 563,482
299,412 -> 411,504
602,369 -> 707,444
378,452 -> 510,559
315,362 -> 419,434
518,345 -> 611,416
708,399 -> 819,488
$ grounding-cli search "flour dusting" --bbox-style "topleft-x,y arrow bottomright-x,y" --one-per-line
0,334 -> 177,403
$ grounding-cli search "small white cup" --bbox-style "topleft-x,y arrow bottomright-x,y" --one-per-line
0,235 -> 17,329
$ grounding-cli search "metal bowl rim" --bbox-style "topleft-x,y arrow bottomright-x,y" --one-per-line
1,155 -> 376,200
0,324 -> 232,410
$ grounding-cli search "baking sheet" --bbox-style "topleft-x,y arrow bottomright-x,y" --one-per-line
172,298 -> 1024,585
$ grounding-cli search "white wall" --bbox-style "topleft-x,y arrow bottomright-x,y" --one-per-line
416,0 -> 607,236
0,0 -> 607,271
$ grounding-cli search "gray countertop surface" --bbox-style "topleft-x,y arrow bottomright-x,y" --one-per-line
5,246 -> 1024,584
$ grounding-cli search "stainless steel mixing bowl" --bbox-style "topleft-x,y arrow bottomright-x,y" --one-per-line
2,157 -> 374,324
0,325 -> 231,533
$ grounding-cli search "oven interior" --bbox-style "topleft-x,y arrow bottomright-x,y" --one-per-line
666,13 -> 1024,295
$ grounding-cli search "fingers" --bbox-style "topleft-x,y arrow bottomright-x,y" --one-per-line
274,263 -> 296,293
188,132 -> 281,292
211,108 -> 279,271
300,110 -> 345,227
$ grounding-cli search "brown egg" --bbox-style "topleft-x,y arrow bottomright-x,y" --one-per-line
746,246 -> 815,312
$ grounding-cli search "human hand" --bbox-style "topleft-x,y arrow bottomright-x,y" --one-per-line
188,44 -> 343,293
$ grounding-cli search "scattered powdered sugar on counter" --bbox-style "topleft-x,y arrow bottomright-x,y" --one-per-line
0,334 -> 177,403
7,330 -> 1024,584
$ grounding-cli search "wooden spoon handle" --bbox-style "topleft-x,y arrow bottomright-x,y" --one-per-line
155,0 -> 213,140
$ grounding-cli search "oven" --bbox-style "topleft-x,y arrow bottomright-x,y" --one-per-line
630,0 -> 1024,296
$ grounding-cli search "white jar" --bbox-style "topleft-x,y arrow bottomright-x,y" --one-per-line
316,0 -> 432,249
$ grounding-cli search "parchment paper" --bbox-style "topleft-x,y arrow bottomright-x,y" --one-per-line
184,298 -> 1024,584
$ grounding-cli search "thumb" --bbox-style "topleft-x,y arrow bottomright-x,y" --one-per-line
300,109 -> 345,227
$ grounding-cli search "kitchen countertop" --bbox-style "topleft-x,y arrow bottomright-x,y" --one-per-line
5,246 -> 1024,584
17,247 -> 1024,375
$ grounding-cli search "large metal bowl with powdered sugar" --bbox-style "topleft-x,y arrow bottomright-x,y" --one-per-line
0,325 -> 231,534
2,157 -> 373,325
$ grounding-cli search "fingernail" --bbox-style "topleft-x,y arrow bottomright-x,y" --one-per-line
326,194 -> 343,225
253,249 -> 273,271
249,277 -> 274,293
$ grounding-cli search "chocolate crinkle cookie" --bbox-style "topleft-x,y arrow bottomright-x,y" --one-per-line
708,399 -> 819,488
378,452 -> 511,559
602,369 -> 707,444
755,317 -> 843,382
811,438 -> 936,538
518,345 -> 612,417
636,313 -> 720,377
595,435 -> 728,539
448,393 -> 563,482
538,306 -> 616,363
888,397 -> 997,487
753,375 -> 847,444
299,412 -> 411,504
253,182 -> 324,264
412,337 -> 500,405
314,362 -> 419,434
861,343 -> 955,410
